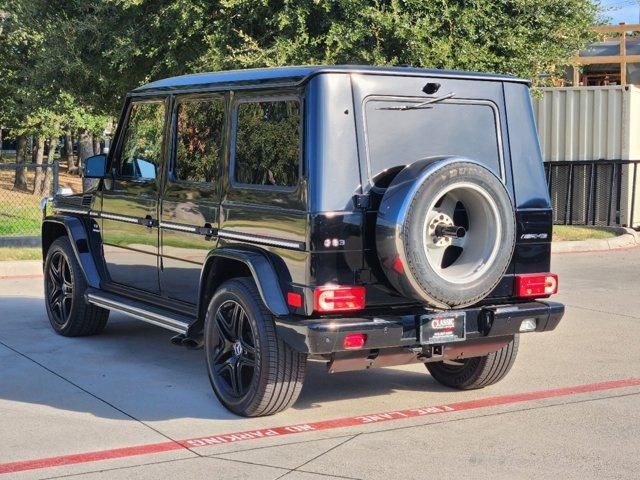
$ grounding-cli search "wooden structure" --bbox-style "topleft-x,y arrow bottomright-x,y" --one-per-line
571,24 -> 640,86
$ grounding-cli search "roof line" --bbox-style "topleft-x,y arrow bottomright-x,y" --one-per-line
133,65 -> 530,93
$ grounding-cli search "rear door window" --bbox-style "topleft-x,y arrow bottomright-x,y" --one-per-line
364,98 -> 503,182
173,96 -> 225,184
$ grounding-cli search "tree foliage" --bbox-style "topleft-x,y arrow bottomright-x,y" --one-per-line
0,0 -> 600,147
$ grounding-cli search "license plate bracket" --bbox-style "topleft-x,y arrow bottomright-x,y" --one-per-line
420,311 -> 466,344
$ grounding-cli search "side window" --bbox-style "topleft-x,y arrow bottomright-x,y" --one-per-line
234,99 -> 300,188
174,97 -> 224,183
118,101 -> 166,180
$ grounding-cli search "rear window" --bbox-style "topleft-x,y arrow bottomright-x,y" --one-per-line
364,98 -> 503,182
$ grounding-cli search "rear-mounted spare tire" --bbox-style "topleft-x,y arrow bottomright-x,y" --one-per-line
376,158 -> 515,309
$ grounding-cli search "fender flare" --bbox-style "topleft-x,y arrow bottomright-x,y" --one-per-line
41,215 -> 103,289
197,247 -> 290,320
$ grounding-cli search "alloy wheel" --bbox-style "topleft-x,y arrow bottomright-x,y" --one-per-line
210,300 -> 257,399
46,251 -> 74,325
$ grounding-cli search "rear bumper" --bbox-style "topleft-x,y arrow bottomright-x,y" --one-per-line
275,300 -> 564,354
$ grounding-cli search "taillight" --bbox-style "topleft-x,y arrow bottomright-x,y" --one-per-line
287,292 -> 303,308
343,333 -> 367,349
514,273 -> 558,298
313,285 -> 366,312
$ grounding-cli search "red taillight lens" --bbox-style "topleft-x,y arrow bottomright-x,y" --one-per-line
515,273 -> 558,298
313,285 -> 366,312
287,292 -> 303,308
343,333 -> 367,349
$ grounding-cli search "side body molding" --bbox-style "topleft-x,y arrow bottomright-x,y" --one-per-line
41,216 -> 103,289
198,248 -> 290,319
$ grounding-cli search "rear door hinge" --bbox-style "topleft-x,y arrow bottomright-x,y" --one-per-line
354,194 -> 370,209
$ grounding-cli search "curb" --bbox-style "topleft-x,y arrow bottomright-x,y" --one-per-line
0,236 -> 41,247
552,227 -> 640,253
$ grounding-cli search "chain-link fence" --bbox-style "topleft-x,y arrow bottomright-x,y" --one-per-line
0,162 -> 59,237
544,160 -> 640,229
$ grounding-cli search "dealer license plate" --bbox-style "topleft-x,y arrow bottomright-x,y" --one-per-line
420,312 -> 466,344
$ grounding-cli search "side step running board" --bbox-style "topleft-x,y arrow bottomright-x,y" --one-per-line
85,289 -> 193,334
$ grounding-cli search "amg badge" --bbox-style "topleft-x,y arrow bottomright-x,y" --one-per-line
520,233 -> 549,240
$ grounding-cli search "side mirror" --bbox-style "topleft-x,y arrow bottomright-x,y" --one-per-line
83,154 -> 108,179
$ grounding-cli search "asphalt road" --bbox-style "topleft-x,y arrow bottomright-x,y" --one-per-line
0,249 -> 639,479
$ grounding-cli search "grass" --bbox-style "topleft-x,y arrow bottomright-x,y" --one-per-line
553,225 -> 617,242
0,247 -> 41,261
0,202 -> 41,236
0,165 -> 45,237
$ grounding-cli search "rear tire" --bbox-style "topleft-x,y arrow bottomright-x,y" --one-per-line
426,335 -> 519,389
204,277 -> 306,417
44,237 -> 109,336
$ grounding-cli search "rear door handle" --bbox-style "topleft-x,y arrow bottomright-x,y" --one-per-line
140,215 -> 157,229
196,224 -> 216,240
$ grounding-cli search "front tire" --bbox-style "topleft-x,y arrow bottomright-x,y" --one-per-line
204,278 -> 306,417
44,237 -> 109,336
426,335 -> 519,389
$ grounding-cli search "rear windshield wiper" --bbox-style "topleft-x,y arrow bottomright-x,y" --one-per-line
377,92 -> 456,111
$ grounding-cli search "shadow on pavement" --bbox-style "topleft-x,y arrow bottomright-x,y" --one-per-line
0,296 -> 449,423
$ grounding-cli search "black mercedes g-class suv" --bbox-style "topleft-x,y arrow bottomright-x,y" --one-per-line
42,66 -> 563,417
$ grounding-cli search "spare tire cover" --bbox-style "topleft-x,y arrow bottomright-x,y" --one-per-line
376,157 -> 515,309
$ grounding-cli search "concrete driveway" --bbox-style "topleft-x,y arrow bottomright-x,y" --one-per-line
0,249 -> 639,479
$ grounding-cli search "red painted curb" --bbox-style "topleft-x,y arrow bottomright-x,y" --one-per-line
0,274 -> 42,280
1,378 -> 638,475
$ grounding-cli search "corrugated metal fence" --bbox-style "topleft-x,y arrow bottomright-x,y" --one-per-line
534,86 -> 640,162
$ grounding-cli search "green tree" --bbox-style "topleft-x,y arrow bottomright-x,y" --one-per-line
195,0 -> 599,85
0,0 -> 111,187
0,0 -> 40,188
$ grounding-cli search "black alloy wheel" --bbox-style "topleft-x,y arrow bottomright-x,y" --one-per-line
204,278 -> 306,417
210,300 -> 257,399
46,250 -> 74,326
43,237 -> 109,336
